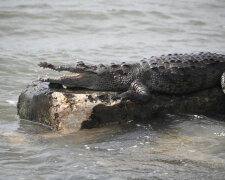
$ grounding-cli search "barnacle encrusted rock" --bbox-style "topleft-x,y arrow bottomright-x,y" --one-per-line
17,81 -> 225,132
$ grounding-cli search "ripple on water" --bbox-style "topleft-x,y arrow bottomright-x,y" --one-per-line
1,0 -> 225,179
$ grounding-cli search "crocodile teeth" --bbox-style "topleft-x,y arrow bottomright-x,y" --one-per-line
59,73 -> 83,79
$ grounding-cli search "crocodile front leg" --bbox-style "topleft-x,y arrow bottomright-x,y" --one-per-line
221,72 -> 225,94
112,80 -> 151,103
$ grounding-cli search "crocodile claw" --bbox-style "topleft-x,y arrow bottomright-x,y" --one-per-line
112,94 -> 130,102
112,94 -> 132,104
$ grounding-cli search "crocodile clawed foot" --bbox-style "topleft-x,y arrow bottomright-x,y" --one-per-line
111,92 -> 133,102
112,90 -> 151,103
111,95 -> 131,106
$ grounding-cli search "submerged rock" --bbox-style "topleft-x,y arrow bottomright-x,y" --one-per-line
17,81 -> 225,132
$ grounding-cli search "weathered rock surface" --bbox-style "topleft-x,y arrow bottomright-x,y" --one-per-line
17,81 -> 225,132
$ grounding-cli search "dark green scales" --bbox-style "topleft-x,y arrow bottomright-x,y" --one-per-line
39,52 -> 225,102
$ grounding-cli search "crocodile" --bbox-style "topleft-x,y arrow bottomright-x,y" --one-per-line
38,52 -> 225,102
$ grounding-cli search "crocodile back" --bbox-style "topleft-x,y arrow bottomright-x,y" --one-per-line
140,52 -> 225,94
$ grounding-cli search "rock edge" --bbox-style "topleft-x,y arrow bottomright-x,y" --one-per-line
17,81 -> 225,132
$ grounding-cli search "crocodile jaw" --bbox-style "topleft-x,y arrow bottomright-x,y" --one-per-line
59,73 -> 84,79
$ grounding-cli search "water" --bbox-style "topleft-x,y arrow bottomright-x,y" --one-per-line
1,0 -> 225,179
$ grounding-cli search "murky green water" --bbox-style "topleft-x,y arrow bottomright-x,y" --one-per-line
1,0 -> 225,179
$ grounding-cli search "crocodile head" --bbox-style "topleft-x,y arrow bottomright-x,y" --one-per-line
38,61 -> 140,91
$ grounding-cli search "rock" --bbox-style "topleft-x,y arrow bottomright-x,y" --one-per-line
17,81 -> 225,132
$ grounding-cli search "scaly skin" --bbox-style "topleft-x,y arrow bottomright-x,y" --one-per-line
38,52 -> 225,102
